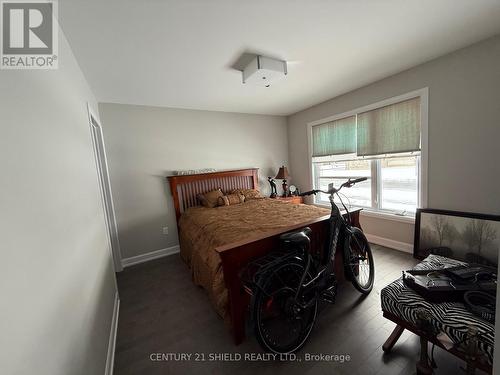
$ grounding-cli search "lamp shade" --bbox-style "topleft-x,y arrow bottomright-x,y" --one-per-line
275,166 -> 289,179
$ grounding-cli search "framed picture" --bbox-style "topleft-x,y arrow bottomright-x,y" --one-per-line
414,208 -> 500,266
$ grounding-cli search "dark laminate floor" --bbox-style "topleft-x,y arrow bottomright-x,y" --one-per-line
114,245 -> 480,375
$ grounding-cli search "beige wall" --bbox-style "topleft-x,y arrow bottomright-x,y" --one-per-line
0,29 -> 117,375
287,35 -> 500,245
98,103 -> 288,260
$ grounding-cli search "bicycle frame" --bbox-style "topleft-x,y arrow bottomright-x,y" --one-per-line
293,190 -> 354,303
248,177 -> 372,355
294,181 -> 366,305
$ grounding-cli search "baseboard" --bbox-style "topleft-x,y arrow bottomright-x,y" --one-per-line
365,233 -> 413,254
121,245 -> 180,268
105,292 -> 120,375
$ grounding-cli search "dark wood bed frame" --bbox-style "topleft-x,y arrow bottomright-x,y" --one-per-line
167,168 -> 361,344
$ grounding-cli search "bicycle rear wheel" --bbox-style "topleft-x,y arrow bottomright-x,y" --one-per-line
344,227 -> 374,294
252,261 -> 317,354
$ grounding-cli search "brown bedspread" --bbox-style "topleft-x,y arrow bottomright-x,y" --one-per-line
178,198 -> 329,321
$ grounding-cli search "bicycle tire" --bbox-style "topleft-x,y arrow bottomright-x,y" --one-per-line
251,260 -> 318,354
344,227 -> 374,294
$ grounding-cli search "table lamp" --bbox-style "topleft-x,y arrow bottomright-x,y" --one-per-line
275,166 -> 290,197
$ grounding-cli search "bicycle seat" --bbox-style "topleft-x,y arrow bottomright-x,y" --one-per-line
280,227 -> 312,246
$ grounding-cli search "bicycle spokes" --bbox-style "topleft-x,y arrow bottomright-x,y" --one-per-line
348,236 -> 372,288
254,262 -> 318,353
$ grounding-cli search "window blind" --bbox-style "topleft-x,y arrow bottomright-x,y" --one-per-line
311,115 -> 356,157
356,97 -> 421,156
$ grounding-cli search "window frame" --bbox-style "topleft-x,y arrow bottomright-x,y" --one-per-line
307,88 -> 428,220
312,154 -> 421,215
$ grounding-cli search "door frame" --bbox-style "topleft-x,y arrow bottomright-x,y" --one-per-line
87,103 -> 123,272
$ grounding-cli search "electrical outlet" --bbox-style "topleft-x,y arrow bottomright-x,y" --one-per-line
162,226 -> 169,235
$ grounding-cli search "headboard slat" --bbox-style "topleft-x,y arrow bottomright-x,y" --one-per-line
168,168 -> 259,225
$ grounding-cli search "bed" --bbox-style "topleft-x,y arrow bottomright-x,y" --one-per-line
167,168 -> 361,344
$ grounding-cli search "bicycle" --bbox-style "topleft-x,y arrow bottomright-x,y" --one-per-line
243,178 -> 375,354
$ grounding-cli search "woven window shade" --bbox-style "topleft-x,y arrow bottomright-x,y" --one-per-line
356,97 -> 421,156
312,116 -> 356,157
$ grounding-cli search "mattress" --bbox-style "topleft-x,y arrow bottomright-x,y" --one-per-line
178,198 -> 329,321
381,254 -> 495,365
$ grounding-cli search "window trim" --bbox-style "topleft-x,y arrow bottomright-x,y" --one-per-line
313,202 -> 416,224
306,88 -> 429,219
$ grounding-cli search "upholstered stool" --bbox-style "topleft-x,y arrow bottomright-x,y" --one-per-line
381,255 -> 494,374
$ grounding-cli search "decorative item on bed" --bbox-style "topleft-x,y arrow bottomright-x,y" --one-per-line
173,168 -> 217,175
218,193 -> 245,206
197,188 -> 223,208
230,188 -> 263,201
414,208 -> 500,266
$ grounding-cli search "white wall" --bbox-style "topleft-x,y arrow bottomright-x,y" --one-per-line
98,103 -> 288,260
287,35 -> 500,246
0,28 -> 117,375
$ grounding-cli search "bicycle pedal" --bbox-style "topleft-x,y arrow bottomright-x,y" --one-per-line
318,273 -> 337,290
320,285 -> 337,304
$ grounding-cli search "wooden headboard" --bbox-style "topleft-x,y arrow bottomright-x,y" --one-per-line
167,168 -> 259,224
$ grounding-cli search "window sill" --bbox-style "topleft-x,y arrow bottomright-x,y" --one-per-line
361,209 -> 415,224
312,203 -> 415,224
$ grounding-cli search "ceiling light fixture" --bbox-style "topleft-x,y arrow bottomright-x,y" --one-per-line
242,55 -> 287,87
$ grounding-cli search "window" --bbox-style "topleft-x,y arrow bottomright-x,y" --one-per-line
314,159 -> 371,208
310,90 -> 427,217
313,155 -> 419,214
380,156 -> 418,213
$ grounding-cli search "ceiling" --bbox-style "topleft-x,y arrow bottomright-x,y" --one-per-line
59,0 -> 500,116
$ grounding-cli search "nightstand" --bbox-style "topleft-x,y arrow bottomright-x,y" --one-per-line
272,196 -> 303,204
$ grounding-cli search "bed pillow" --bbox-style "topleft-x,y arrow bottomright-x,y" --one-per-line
197,189 -> 223,208
218,193 -> 245,206
230,188 -> 264,200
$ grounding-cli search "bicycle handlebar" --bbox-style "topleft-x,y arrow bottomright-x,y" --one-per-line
348,177 -> 368,185
299,177 -> 368,196
299,189 -> 320,197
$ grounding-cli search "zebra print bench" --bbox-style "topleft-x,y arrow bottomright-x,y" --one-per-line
381,254 -> 494,373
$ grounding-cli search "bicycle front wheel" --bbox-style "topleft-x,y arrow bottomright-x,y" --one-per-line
344,227 -> 374,294
252,261 -> 318,354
